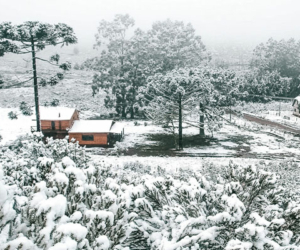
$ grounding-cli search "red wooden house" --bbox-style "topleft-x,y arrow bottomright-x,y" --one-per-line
40,107 -> 79,139
39,107 -> 124,146
68,120 -> 124,146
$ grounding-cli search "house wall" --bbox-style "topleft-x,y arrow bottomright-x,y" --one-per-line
41,110 -> 79,131
41,120 -> 70,130
69,110 -> 79,128
68,133 -> 108,146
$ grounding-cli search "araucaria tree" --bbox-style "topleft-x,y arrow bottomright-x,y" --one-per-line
91,15 -> 209,119
0,22 -> 77,131
144,68 -> 218,150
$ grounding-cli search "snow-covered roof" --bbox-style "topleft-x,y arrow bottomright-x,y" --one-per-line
40,107 -> 76,121
68,120 -> 114,133
294,96 -> 300,102
110,122 -> 124,134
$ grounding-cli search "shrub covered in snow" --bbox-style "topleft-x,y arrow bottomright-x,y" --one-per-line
19,101 -> 32,116
50,99 -> 60,107
111,141 -> 130,156
1,136 -> 300,249
8,111 -> 18,120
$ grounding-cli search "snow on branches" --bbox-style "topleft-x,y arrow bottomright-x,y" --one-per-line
0,136 -> 300,249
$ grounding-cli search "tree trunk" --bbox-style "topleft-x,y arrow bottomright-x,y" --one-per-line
130,105 -> 134,119
178,94 -> 183,150
122,106 -> 126,118
31,36 -> 41,132
121,97 -> 126,118
199,102 -> 205,136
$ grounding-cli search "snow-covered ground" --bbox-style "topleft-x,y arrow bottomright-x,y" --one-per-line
254,110 -> 300,129
1,107 -> 300,159
0,108 -> 35,145
91,155 -> 267,172
116,117 -> 300,158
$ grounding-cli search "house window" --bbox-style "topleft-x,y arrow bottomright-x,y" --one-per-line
82,135 -> 94,141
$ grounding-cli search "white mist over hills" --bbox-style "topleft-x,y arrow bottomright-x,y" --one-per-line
1,0 -> 300,49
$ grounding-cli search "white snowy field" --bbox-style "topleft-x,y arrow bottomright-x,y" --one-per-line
0,108 -> 35,145
90,155 -> 267,173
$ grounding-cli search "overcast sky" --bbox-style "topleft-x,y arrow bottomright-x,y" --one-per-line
1,0 -> 300,49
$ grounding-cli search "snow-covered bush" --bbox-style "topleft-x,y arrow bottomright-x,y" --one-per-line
111,141 -> 129,156
8,111 -> 18,120
1,136 -> 300,249
19,101 -> 32,116
50,99 -> 60,107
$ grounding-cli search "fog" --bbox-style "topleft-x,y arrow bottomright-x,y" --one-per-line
1,0 -> 300,50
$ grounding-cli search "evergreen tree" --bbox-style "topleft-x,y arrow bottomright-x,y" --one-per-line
147,19 -> 210,73
0,22 -> 77,131
91,15 -> 209,119
251,38 -> 300,97
143,68 -> 219,150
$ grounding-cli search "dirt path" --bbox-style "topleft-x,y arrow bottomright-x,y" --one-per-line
243,113 -> 300,134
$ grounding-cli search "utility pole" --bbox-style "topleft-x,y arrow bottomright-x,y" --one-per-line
31,35 -> 41,132
279,101 -> 281,116
230,100 -> 232,122
199,102 -> 205,136
178,93 -> 183,150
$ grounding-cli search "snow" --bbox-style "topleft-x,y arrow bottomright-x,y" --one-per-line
294,96 -> 300,103
52,170 -> 69,186
90,155 -> 265,174
0,108 -> 34,145
56,223 -> 88,241
39,106 -> 76,121
70,211 -> 82,221
2,234 -> 37,250
36,194 -> 67,219
0,181 -> 7,205
110,122 -> 124,134
247,110 -> 300,130
64,166 -> 86,182
62,156 -> 76,168
226,239 -> 252,250
223,194 -> 245,221
84,210 -> 114,226
1,132 -> 300,249
69,120 -> 113,133
48,237 -> 77,250
0,166 -> 7,206
95,235 -> 111,250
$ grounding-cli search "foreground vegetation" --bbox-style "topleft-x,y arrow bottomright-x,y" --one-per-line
1,135 -> 300,249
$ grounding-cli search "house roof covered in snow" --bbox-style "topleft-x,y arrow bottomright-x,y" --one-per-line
294,96 -> 300,102
40,107 -> 76,121
68,120 -> 115,133
293,96 -> 300,106
110,122 -> 124,134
